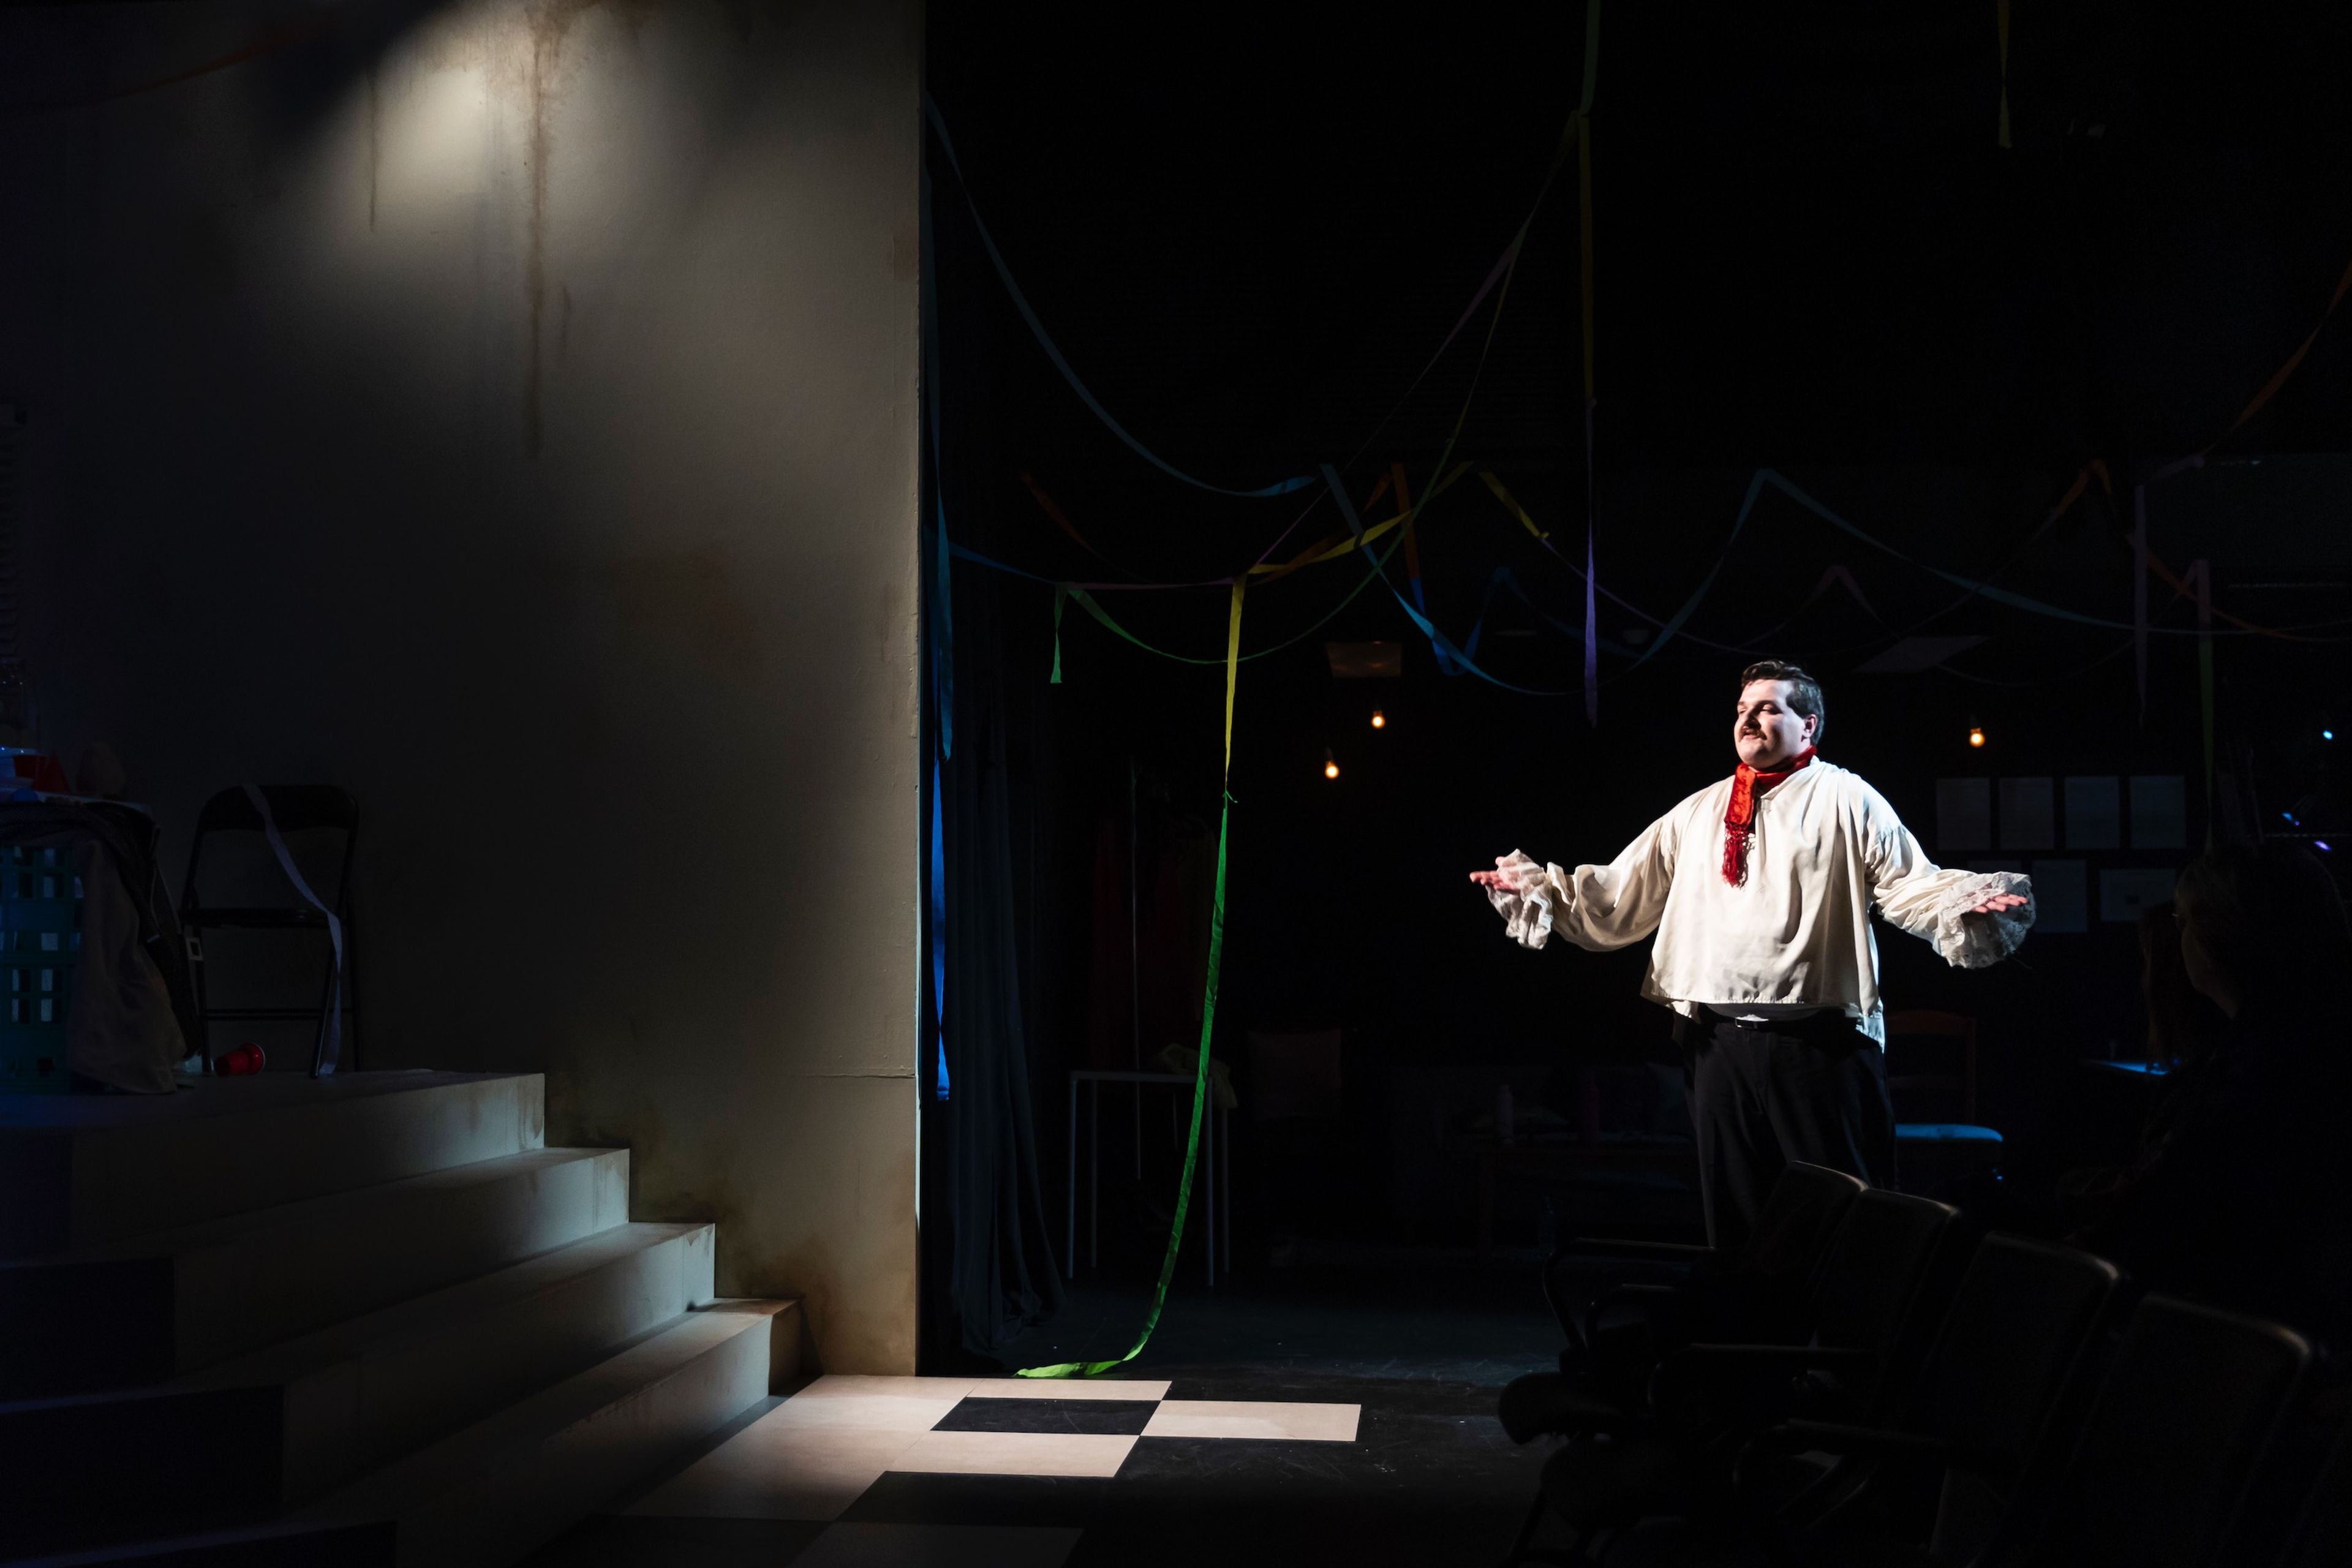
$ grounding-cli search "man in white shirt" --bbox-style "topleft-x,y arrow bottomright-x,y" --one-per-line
1469,660 -> 2033,1248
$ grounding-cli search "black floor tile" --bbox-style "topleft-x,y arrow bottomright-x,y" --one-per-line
521,1515 -> 826,1567
935,1397 -> 1159,1435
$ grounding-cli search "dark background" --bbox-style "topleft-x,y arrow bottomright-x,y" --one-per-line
921,1 -> 2352,1271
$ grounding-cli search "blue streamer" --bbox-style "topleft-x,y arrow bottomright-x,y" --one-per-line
1624,471 -> 1772,669
921,169 -> 955,760
1320,464 -> 1580,697
930,759 -> 949,1100
924,97 -> 1316,501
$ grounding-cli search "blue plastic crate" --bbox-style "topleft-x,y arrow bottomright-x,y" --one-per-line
0,845 -> 82,1093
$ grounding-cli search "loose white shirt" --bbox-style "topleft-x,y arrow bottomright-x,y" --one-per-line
1483,759 -> 2034,1044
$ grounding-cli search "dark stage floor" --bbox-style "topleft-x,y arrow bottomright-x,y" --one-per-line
530,1256 -> 1570,1567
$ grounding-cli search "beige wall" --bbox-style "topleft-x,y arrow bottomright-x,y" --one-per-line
0,0 -> 922,1370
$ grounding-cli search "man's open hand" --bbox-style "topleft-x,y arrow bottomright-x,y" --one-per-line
1968,891 -> 2030,914
1469,853 -> 1545,894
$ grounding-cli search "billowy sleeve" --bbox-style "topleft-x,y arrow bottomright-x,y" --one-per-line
1485,813 -> 1678,953
1863,796 -> 2035,969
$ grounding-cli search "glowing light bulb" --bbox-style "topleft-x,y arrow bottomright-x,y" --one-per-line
1324,760 -> 1340,779
1968,726 -> 1986,749
1370,709 -> 1386,729
2318,840 -> 2334,853
2326,729 -> 2337,741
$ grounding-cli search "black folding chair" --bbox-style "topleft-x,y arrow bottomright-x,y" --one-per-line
2275,1412 -> 2352,1568
1606,1294 -> 2312,1568
1498,1189 -> 1961,1565
176,786 -> 358,1076
1514,1162 -> 1866,1431
2008,1295 -> 2311,1568
1735,1235 -> 2122,1554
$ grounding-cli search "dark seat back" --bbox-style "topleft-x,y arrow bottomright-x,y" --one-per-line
2009,1296 -> 2309,1568
1809,1189 -> 1959,1360
1909,1237 -> 2120,1559
1740,1161 -> 1866,1280
2277,1416 -> 2352,1568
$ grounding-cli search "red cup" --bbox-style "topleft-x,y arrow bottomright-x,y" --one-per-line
213,1042 -> 267,1076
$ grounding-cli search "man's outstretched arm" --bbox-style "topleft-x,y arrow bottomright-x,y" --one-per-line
1863,805 -> 2035,969
1468,815 -> 1678,952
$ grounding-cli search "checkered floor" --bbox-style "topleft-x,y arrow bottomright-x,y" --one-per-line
538,1376 -> 1362,1567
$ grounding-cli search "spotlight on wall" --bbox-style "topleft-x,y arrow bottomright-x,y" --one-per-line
1967,725 -> 1986,749
1323,748 -> 1340,780
1370,709 -> 1387,729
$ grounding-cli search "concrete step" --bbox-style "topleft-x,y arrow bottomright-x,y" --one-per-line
0,1224 -> 718,1553
0,1147 -> 629,1396
0,1072 -> 545,1261
312,1300 -> 796,1568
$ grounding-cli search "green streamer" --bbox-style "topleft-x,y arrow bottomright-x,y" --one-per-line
1022,582 -> 1243,1378
1019,792 -> 1231,1379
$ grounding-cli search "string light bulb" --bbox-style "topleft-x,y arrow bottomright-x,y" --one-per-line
1370,709 -> 1387,729
1968,725 -> 1986,750
1322,748 -> 1340,780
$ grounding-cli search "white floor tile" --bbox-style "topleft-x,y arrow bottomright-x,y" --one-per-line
886,1428 -> 1138,1478
962,1377 -> 1171,1401
1140,1400 -> 1361,1442
794,1523 -> 1083,1568
763,1375 -> 976,1433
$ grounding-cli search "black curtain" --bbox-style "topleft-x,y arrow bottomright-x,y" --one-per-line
918,152 -> 1065,1368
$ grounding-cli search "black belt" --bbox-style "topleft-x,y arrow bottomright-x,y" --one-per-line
1703,1006 -> 1852,1036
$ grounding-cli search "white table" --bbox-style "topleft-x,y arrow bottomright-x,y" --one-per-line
1068,1069 -> 1231,1286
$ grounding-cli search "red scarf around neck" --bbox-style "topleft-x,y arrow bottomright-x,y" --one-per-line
1722,747 -> 1816,886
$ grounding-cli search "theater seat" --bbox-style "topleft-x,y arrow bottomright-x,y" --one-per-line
1895,1123 -> 2003,1143
1886,1011 -> 2002,1196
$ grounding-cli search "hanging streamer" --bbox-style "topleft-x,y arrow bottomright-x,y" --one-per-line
1623,472 -> 1773,669
1020,584 -> 1245,1378
1022,472 -> 1139,574
921,169 -> 956,761
2132,484 -> 2150,720
2176,560 -> 2215,840
920,170 -> 954,1110
1996,0 -> 2013,149
1321,463 -> 1581,697
1575,0 -> 1602,725
925,100 -> 1314,500
2199,252 -> 2352,457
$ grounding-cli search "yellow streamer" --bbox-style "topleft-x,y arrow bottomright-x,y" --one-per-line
1480,470 -> 1550,541
1223,580 -> 1244,771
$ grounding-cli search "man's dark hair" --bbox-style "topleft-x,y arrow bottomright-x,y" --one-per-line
1738,659 -> 1826,744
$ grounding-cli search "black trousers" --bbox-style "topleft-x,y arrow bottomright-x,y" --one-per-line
1689,1014 -> 1896,1251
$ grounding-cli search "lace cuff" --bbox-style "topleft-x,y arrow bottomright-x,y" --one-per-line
1485,850 -> 1565,951
1929,871 -> 2035,969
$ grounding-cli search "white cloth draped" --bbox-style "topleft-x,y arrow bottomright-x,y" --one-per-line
1483,760 -> 2032,1044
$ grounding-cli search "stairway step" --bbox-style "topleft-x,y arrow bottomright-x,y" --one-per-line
230,1220 -> 717,1500
5,1520 -> 395,1566
0,1223 -> 717,1552
0,1148 -> 628,1396
0,1072 -> 544,1261
312,1300 -> 795,1568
